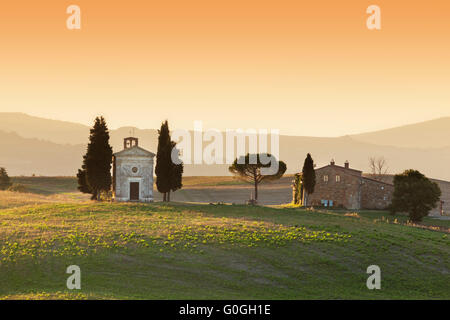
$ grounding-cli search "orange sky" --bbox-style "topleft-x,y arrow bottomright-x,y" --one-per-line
0,1 -> 449,136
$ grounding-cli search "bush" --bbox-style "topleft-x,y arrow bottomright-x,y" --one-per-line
0,167 -> 12,190
391,169 -> 441,223
7,184 -> 28,193
99,190 -> 112,201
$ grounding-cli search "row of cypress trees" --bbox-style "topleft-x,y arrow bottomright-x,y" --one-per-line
77,117 -> 183,201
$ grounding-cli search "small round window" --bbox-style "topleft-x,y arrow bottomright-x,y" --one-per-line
132,167 -> 138,173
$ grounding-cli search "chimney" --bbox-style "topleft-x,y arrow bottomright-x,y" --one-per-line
330,158 -> 335,165
124,137 -> 138,149
344,160 -> 349,169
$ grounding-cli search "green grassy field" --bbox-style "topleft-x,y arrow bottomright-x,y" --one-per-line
0,194 -> 448,300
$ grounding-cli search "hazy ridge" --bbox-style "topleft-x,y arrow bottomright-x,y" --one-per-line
1,113 -> 449,180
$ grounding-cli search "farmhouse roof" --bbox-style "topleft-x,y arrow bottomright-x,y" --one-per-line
314,161 -> 394,186
315,163 -> 362,174
361,176 -> 394,186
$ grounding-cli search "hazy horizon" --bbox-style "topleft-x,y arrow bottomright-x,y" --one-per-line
2,112 -> 450,179
1,111 -> 450,138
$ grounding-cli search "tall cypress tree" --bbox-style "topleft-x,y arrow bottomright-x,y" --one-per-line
168,141 -> 184,201
155,121 -> 171,201
156,121 -> 184,202
81,116 -> 113,201
302,153 -> 316,206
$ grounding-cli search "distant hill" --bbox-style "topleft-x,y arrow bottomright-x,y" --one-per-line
0,131 -> 84,176
0,112 -> 90,145
0,113 -> 158,149
1,113 -> 450,180
350,117 -> 450,148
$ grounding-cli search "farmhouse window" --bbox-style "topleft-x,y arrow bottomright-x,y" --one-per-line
323,175 -> 329,182
321,200 -> 333,207
336,175 -> 341,182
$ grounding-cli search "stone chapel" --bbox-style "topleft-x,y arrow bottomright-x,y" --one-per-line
112,137 -> 155,202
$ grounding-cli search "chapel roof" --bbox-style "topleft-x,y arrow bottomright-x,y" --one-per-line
113,145 -> 155,157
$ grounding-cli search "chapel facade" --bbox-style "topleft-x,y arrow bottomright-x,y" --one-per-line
112,137 -> 155,202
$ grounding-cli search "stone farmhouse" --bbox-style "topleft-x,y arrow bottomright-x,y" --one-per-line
305,160 -> 394,210
112,137 -> 155,202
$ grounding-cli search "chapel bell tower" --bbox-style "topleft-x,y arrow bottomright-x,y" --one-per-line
124,137 -> 139,149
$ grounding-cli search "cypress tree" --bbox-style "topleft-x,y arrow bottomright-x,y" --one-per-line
0,167 -> 12,190
76,154 -> 92,196
301,153 -> 316,206
169,141 -> 184,201
156,121 -> 184,202
155,121 -> 171,201
83,116 -> 113,201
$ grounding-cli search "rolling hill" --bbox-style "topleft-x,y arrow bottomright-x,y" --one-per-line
350,117 -> 450,149
1,113 -> 450,180
0,112 -> 90,145
0,131 -> 84,176
0,199 -> 448,299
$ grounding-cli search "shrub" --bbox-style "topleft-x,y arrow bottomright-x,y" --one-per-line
0,167 -> 12,190
390,169 -> 441,223
7,184 -> 28,193
99,190 -> 112,201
